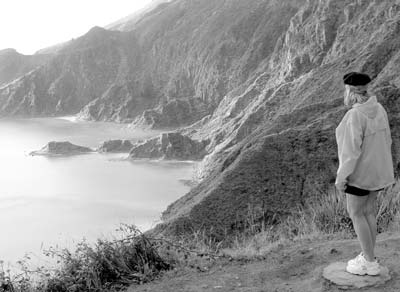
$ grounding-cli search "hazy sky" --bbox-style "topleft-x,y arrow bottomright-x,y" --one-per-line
0,0 -> 152,55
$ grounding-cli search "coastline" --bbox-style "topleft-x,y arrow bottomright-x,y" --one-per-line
0,117 -> 197,273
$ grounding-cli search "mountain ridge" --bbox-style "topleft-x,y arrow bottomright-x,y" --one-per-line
0,0 -> 399,238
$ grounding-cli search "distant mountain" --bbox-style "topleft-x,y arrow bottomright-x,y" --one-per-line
0,26 -> 151,118
0,48 -> 50,87
1,0 -> 400,238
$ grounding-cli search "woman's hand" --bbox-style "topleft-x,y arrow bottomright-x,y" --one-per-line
335,180 -> 346,193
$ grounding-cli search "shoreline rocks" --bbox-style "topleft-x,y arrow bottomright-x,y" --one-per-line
97,139 -> 134,153
129,132 -> 210,161
30,141 -> 94,156
29,134 -> 208,160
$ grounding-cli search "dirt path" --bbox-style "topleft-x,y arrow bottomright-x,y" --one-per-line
127,232 -> 400,292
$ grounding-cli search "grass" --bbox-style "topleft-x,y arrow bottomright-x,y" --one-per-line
220,180 -> 400,260
2,179 -> 400,291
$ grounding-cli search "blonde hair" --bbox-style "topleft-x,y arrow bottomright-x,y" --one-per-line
344,84 -> 369,106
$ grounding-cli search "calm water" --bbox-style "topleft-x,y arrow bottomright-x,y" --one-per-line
0,117 -> 196,266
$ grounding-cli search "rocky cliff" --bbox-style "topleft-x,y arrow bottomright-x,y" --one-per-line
1,0 -> 400,238
153,0 -> 400,238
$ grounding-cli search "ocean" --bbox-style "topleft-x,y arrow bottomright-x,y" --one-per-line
0,117 -> 196,267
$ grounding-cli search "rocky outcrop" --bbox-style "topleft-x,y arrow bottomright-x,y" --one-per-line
129,132 -> 209,160
97,139 -> 134,153
30,141 -> 94,156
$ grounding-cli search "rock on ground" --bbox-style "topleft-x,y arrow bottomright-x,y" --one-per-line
323,262 -> 391,289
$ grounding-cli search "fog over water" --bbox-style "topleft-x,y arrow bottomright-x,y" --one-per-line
0,117 -> 196,265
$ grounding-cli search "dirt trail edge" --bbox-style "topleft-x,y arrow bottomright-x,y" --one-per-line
126,232 -> 400,292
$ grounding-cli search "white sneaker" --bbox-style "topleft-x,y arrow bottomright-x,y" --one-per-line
346,253 -> 381,276
347,252 -> 363,266
348,252 -> 378,265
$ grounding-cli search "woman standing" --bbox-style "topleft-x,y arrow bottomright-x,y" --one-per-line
335,72 -> 395,276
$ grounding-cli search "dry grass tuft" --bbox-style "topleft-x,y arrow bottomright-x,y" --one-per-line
221,179 -> 400,260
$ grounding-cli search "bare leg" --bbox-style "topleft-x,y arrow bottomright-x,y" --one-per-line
346,193 -> 375,262
365,191 -> 378,252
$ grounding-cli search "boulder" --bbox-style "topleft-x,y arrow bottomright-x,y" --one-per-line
30,141 -> 93,156
97,139 -> 134,153
129,132 -> 209,160
323,262 -> 391,289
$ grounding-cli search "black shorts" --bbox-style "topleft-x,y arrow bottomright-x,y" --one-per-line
344,184 -> 384,196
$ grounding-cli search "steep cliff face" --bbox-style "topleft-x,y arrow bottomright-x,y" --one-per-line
157,0 -> 400,238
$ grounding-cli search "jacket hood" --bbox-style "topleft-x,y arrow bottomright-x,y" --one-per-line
352,95 -> 379,119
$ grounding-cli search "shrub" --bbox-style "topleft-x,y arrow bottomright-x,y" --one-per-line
8,224 -> 170,292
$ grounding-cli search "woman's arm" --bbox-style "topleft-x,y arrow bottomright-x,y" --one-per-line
335,111 -> 364,191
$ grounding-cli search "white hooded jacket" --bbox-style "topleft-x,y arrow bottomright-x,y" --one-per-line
335,95 -> 395,191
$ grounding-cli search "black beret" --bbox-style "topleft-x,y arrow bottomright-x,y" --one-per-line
343,72 -> 371,86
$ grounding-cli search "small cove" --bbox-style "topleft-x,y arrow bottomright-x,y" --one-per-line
0,117 -> 196,266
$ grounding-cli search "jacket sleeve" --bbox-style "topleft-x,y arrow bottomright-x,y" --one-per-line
335,111 -> 364,191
